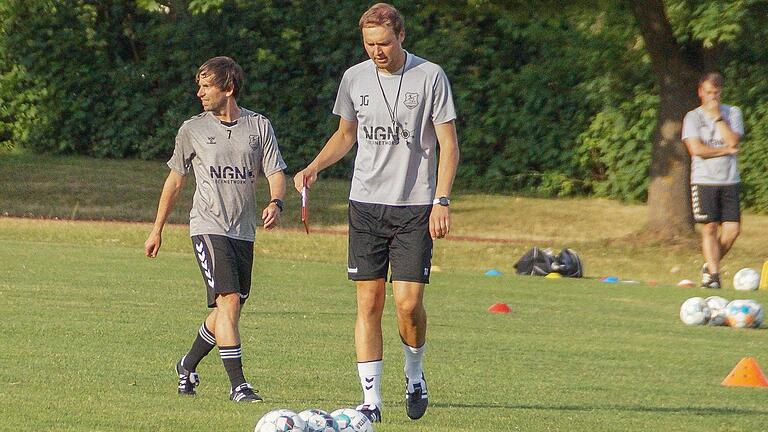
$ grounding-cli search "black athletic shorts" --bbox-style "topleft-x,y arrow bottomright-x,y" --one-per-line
347,200 -> 433,284
691,183 -> 741,224
191,234 -> 253,308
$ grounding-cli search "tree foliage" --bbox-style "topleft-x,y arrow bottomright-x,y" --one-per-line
1,0 -> 768,209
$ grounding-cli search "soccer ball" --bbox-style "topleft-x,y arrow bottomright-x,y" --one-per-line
705,296 -> 729,326
679,297 -> 710,325
733,268 -> 760,291
254,409 -> 306,432
330,408 -> 373,432
298,409 -> 328,423
747,300 -> 765,327
725,299 -> 763,328
298,409 -> 339,432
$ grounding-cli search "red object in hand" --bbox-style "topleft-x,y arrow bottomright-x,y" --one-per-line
301,176 -> 309,234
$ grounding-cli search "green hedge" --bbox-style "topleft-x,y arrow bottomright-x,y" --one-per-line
2,1 -> 768,206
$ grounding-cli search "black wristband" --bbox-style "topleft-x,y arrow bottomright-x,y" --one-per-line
269,198 -> 284,211
715,117 -> 723,122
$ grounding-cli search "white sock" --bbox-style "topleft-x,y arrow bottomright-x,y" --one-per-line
402,341 -> 425,388
357,360 -> 382,407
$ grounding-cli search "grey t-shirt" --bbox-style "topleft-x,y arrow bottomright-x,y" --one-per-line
333,52 -> 457,205
682,105 -> 744,185
167,109 -> 287,241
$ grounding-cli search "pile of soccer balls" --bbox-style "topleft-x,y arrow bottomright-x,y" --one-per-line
254,408 -> 373,432
679,295 -> 764,328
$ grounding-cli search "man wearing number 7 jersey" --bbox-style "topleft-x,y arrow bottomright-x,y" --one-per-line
145,56 -> 287,403
293,3 -> 459,423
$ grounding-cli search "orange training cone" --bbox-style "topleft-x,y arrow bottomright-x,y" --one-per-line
721,357 -> 768,387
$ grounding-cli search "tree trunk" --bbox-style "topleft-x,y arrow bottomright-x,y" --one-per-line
629,0 -> 703,240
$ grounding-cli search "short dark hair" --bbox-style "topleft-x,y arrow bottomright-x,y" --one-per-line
359,3 -> 404,35
196,56 -> 244,98
699,72 -> 724,88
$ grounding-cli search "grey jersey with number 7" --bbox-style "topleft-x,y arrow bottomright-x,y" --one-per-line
333,52 -> 457,205
167,109 -> 287,241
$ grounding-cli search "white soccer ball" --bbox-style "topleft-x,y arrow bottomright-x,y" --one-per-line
298,409 -> 339,432
679,297 -> 710,325
705,296 -> 729,326
254,409 -> 306,432
330,408 -> 373,432
733,268 -> 760,291
725,299 -> 763,328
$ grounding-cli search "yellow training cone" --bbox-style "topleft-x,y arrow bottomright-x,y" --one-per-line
760,261 -> 768,289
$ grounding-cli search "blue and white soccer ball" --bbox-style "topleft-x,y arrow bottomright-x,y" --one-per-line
679,297 -> 710,325
298,409 -> 339,432
254,409 -> 306,432
746,300 -> 764,327
733,268 -> 760,291
330,408 -> 373,432
705,296 -> 729,326
725,299 -> 763,328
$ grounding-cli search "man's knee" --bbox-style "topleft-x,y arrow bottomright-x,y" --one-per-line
701,222 -> 719,237
393,282 -> 426,322
356,280 -> 386,317
722,223 -> 741,243
215,292 -> 241,313
357,294 -> 385,320
395,296 -> 424,319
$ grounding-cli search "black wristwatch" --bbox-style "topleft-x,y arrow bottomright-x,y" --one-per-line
269,198 -> 284,211
432,196 -> 450,207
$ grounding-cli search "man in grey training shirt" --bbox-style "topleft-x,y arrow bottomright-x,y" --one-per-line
682,72 -> 744,289
294,3 -> 459,423
145,56 -> 287,402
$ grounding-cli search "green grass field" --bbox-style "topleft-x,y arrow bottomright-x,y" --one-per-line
3,153 -> 768,431
2,218 -> 768,431
4,152 -> 768,285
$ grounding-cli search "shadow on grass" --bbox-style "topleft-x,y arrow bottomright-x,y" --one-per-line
432,402 -> 768,416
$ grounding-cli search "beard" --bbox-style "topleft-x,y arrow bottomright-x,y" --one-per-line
204,99 -> 226,114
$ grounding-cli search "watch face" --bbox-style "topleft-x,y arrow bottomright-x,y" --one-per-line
439,197 -> 449,206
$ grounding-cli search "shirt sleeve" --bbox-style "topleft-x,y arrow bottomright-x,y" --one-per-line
431,66 -> 457,125
166,124 -> 195,175
681,111 -> 699,141
728,106 -> 745,136
332,70 -> 357,122
260,119 -> 288,178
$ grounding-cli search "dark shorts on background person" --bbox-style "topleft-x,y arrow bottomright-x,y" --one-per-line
347,200 -> 433,284
191,234 -> 253,307
691,183 -> 741,224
